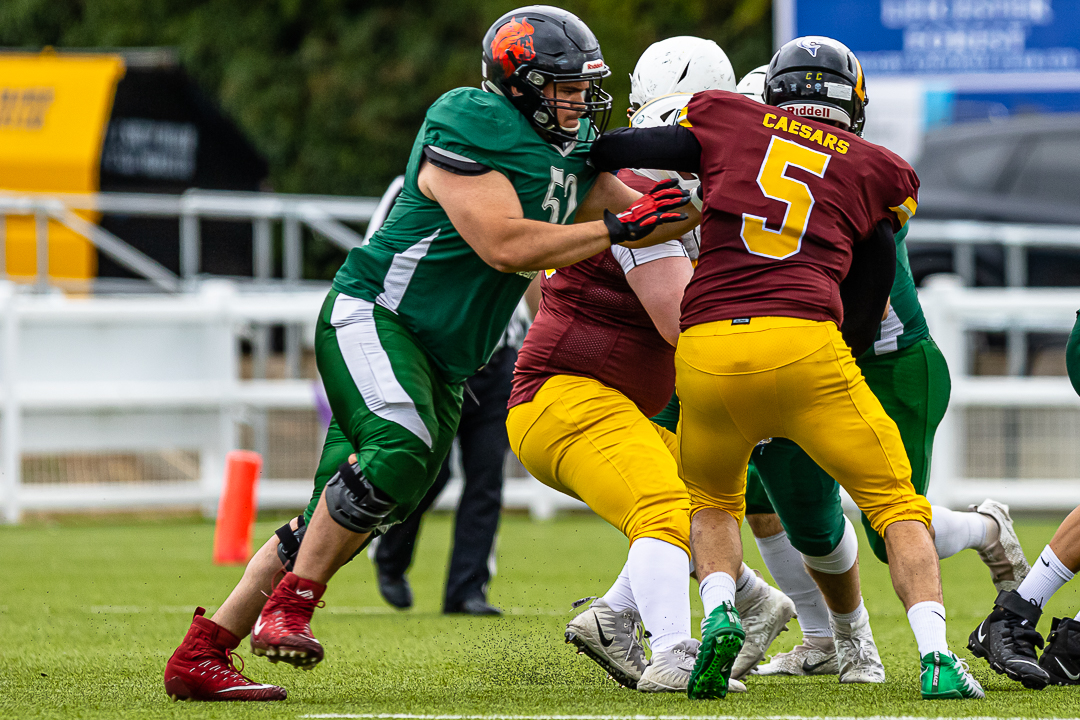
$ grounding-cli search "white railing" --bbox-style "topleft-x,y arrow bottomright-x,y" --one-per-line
920,275 -> 1080,510
907,219 -> 1080,375
0,279 -> 579,523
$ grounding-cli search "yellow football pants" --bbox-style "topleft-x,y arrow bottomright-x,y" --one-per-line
675,317 -> 931,536
506,374 -> 691,555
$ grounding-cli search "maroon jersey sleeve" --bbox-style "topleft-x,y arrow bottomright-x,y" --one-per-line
677,90 -> 920,330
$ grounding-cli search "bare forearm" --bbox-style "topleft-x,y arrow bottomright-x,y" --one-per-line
489,218 -> 613,272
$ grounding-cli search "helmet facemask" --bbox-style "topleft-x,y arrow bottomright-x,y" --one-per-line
500,66 -> 613,144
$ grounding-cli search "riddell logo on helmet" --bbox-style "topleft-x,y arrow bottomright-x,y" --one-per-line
582,59 -> 606,73
492,17 -> 537,75
791,105 -> 831,119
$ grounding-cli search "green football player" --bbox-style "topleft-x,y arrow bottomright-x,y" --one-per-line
163,6 -> 694,702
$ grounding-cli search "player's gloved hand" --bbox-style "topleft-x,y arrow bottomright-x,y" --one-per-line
604,179 -> 690,245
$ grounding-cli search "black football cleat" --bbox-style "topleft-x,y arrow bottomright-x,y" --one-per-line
376,572 -> 413,610
969,589 -> 1050,690
1039,617 -> 1080,685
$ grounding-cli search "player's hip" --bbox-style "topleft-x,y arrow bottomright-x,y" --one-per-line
506,374 -> 683,494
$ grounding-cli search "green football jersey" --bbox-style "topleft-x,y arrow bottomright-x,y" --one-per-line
333,87 -> 600,383
861,223 -> 930,358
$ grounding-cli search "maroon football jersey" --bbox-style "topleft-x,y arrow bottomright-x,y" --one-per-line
678,90 -> 919,330
509,234 -> 687,418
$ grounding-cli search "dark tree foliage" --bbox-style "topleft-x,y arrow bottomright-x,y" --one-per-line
0,0 -> 771,196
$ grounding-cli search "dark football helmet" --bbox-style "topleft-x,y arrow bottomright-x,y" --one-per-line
482,5 -> 612,143
765,36 -> 868,136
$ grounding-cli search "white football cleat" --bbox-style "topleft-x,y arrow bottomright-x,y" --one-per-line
732,579 -> 796,679
755,639 -> 838,676
832,613 -> 885,684
972,499 -> 1030,593
638,639 -> 746,693
565,597 -> 648,689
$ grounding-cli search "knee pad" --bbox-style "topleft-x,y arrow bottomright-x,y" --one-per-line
324,461 -> 399,534
275,515 -> 306,571
802,516 -> 858,575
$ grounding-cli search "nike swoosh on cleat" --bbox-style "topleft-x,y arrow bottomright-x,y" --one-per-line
1057,658 -> 1080,681
802,658 -> 830,673
593,616 -> 614,648
977,622 -> 987,643
253,617 -> 266,636
217,684 -> 280,693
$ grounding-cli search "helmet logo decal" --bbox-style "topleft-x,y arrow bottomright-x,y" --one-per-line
492,17 -> 537,76
797,39 -> 821,57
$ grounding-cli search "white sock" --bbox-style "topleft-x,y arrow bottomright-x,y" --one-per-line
907,601 -> 949,656
756,531 -> 833,638
930,505 -> 995,559
699,571 -> 736,618
831,599 -> 867,628
601,560 -> 636,613
1018,545 -> 1075,609
734,563 -> 759,605
627,538 -> 691,653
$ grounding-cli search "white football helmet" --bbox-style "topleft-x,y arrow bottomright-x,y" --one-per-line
627,93 -> 701,260
736,65 -> 768,103
629,36 -> 736,111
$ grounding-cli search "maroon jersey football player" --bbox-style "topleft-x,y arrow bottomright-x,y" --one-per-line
591,36 -> 983,701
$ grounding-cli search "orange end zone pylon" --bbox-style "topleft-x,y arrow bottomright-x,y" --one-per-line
213,450 -> 263,565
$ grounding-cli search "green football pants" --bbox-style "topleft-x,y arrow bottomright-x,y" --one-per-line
305,290 -> 463,526
1069,310 -> 1080,397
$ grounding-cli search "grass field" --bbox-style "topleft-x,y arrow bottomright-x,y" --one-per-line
4,511 -> 1080,720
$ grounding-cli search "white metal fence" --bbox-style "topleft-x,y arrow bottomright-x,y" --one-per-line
0,189 -> 1077,522
920,275 -> 1080,510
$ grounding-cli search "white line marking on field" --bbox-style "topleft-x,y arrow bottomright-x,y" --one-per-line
300,715 -> 1080,720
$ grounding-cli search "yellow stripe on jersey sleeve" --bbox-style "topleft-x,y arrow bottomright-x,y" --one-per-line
890,196 -> 918,227
677,106 -> 692,128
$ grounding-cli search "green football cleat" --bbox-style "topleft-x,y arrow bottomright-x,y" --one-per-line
921,651 -> 986,699
688,602 -> 745,699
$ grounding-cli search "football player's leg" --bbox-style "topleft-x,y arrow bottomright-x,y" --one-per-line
162,423 -> 356,700
754,439 -> 883,683
509,375 -> 692,689
254,294 -> 460,668
676,351 -> 767,698
780,326 -> 981,698
860,340 -> 1029,592
969,504 -> 1080,688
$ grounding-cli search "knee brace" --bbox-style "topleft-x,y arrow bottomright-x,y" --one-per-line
802,516 -> 859,575
275,515 -> 306,571
324,461 -> 398,534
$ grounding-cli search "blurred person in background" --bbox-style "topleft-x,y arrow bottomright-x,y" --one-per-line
163,4 -> 694,702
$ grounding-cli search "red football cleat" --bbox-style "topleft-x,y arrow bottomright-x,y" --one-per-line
164,607 -> 287,701
250,571 -> 327,669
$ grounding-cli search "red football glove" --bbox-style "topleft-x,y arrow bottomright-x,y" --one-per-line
604,178 -> 690,245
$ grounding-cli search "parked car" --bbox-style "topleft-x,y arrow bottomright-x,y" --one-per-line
910,113 -> 1080,287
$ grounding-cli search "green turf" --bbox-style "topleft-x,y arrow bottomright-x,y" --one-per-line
3,512 -> 1080,719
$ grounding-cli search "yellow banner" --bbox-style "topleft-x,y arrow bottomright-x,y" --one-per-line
0,52 -> 125,281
